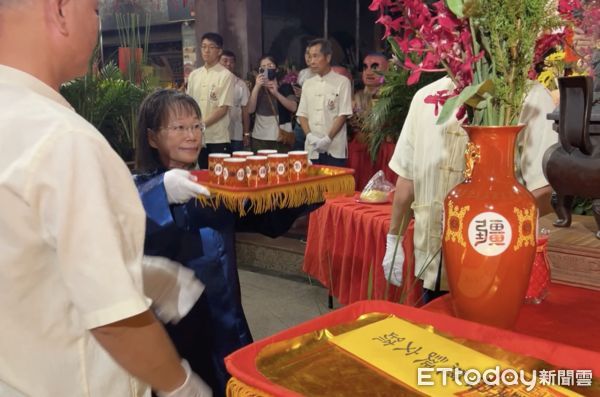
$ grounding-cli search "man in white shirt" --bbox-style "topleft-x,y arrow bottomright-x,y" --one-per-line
381,77 -> 557,302
187,32 -> 234,168
220,50 -> 250,152
0,1 -> 208,396
292,44 -> 316,150
297,38 -> 353,167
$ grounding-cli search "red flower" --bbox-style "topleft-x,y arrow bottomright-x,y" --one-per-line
369,0 -> 394,12
424,89 -> 451,115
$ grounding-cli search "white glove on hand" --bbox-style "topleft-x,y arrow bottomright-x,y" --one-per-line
142,255 -> 204,324
157,360 -> 212,397
164,169 -> 210,204
305,132 -> 320,160
314,135 -> 332,153
381,234 -> 405,286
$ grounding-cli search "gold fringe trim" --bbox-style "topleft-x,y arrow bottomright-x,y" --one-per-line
226,377 -> 273,397
196,171 -> 355,216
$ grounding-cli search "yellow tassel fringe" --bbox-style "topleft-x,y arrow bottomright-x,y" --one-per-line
196,170 -> 355,216
226,377 -> 273,397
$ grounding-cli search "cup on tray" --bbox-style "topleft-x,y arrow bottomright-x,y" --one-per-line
246,155 -> 268,187
223,157 -> 247,187
288,150 -> 309,181
267,154 -> 289,184
232,151 -> 254,177
257,149 -> 278,156
232,151 -> 254,158
208,153 -> 231,185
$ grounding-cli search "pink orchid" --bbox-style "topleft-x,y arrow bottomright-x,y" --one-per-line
373,0 -> 477,120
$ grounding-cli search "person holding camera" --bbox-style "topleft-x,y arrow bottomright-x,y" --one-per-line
246,55 -> 298,152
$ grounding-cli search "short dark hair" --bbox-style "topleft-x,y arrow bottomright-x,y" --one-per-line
308,38 -> 332,56
135,89 -> 202,172
221,50 -> 236,60
259,54 -> 278,68
201,32 -> 223,48
365,52 -> 387,60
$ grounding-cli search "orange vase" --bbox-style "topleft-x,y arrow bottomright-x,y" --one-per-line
442,125 -> 537,329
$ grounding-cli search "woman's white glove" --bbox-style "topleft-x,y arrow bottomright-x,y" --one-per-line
156,360 -> 212,397
164,169 -> 210,204
141,255 -> 204,324
381,234 -> 405,286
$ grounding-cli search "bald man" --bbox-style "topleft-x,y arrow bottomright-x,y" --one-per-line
0,1 -> 209,396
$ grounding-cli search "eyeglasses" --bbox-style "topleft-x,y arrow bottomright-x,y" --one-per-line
161,123 -> 204,135
362,62 -> 381,71
201,45 -> 220,51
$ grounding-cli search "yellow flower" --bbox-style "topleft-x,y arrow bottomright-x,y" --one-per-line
537,70 -> 556,89
544,50 -> 565,63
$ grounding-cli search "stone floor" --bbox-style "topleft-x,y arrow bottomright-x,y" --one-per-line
238,267 -> 340,340
235,217 -> 342,341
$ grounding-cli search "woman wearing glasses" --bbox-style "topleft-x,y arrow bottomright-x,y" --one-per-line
246,55 -> 298,152
133,89 -> 317,397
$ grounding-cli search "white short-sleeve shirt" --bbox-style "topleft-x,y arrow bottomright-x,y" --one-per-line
228,77 -> 250,141
187,63 -> 235,144
389,77 -> 557,290
296,70 -> 353,159
0,65 -> 151,396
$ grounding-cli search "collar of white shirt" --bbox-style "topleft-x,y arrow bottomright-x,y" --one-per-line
0,65 -> 73,110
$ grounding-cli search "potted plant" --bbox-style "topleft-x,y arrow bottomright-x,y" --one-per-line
363,60 -> 443,161
115,12 -> 151,84
61,59 -> 151,164
370,0 -> 564,327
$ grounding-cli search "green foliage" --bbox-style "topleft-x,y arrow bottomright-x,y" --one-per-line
572,197 -> 594,215
60,62 -> 151,161
364,62 -> 443,161
444,0 -> 564,126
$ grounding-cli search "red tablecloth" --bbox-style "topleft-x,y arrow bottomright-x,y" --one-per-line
347,139 -> 397,191
226,300 -> 600,397
423,282 -> 600,353
303,194 -> 422,306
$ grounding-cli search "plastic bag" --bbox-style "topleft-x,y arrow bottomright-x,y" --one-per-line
359,170 -> 395,203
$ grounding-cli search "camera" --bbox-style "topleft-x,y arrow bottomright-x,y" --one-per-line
259,67 -> 276,81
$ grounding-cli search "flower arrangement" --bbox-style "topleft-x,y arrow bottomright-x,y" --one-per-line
536,50 -> 568,91
281,70 -> 299,86
370,0 -> 563,126
527,0 -> 600,94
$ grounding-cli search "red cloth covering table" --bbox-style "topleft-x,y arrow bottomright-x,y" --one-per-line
346,138 -> 397,191
225,300 -> 600,397
303,194 -> 422,306
423,282 -> 600,353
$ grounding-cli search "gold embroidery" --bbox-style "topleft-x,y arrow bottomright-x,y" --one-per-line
444,200 -> 470,247
513,205 -> 536,250
463,142 -> 480,180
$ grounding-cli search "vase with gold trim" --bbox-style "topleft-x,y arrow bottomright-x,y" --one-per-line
442,125 -> 537,329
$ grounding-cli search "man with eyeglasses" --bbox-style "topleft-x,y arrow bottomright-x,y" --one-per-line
297,38 -> 353,166
187,32 -> 234,168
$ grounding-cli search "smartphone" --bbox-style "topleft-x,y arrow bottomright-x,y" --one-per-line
259,68 -> 276,80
